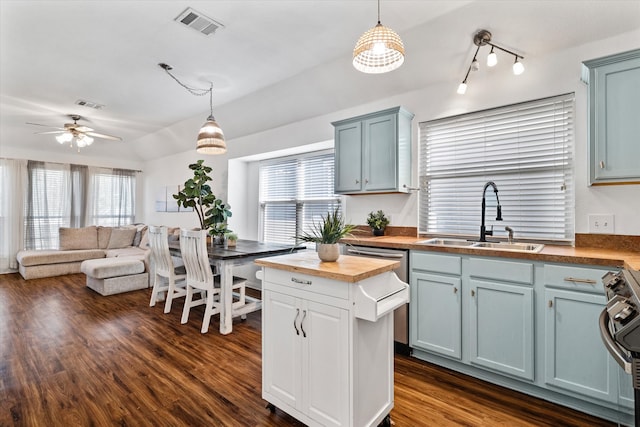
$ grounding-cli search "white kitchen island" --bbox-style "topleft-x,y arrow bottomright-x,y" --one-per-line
255,251 -> 409,427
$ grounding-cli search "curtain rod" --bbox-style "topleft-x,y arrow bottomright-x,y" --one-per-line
0,157 -> 142,173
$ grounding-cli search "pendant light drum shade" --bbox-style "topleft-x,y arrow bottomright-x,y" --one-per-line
196,115 -> 227,154
353,22 -> 405,74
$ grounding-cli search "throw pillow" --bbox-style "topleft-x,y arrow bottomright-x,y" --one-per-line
132,224 -> 148,246
107,227 -> 137,249
59,226 -> 98,250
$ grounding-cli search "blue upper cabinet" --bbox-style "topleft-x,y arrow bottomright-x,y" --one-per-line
583,49 -> 640,184
332,106 -> 414,194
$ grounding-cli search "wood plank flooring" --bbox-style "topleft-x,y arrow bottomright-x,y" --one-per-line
0,272 -> 619,426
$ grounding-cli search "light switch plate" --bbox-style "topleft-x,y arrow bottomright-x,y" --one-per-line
588,214 -> 614,234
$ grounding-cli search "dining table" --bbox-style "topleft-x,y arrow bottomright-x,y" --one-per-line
169,238 -> 301,334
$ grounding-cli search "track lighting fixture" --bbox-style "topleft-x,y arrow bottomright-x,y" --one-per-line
457,29 -> 525,95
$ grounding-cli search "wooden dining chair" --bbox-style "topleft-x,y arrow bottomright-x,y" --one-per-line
148,225 -> 187,313
179,229 -> 221,333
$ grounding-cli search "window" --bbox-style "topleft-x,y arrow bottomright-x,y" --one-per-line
419,93 -> 574,242
24,161 -> 137,250
259,150 -> 341,245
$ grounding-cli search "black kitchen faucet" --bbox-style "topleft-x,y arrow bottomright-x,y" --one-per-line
480,181 -> 503,242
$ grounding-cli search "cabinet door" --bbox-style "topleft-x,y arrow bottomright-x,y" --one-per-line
363,113 -> 397,192
469,279 -> 534,380
262,290 -> 302,409
302,300 -> 349,427
587,51 -> 640,183
411,272 -> 462,359
544,288 -> 618,403
334,121 -> 363,193
618,366 -> 634,409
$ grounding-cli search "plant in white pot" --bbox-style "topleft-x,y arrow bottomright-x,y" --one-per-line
296,208 -> 356,262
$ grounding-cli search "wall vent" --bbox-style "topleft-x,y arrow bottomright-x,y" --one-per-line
75,99 -> 104,109
174,7 -> 224,36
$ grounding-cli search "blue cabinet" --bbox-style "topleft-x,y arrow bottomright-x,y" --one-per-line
332,106 -> 413,194
583,49 -> 640,184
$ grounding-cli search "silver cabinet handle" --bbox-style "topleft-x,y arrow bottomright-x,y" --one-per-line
355,179 -> 360,184
564,277 -> 597,285
291,277 -> 312,285
294,308 -> 300,335
471,289 -> 475,297
300,310 -> 307,338
599,161 -> 605,169
453,287 -> 458,294
364,179 -> 369,184
548,300 -> 553,308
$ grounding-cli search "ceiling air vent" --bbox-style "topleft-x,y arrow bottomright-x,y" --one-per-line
75,99 -> 104,109
174,7 -> 224,36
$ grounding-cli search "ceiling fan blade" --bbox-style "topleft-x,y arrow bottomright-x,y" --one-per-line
85,131 -> 122,141
26,122 -> 66,131
35,130 -> 66,135
75,126 -> 94,132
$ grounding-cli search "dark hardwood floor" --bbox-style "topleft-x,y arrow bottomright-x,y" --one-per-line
0,273 -> 619,426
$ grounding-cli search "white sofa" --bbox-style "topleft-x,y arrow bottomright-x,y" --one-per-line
16,225 -> 150,280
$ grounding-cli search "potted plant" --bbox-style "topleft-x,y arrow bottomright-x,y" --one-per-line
296,208 -> 356,262
367,210 -> 390,236
173,160 -> 232,243
224,232 -> 238,248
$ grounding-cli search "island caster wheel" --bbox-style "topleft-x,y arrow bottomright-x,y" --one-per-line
379,414 -> 392,427
266,402 -> 276,414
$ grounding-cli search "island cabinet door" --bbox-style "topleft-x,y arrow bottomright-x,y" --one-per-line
301,300 -> 349,427
410,272 -> 462,359
469,279 -> 535,381
544,288 -> 618,403
263,290 -> 302,410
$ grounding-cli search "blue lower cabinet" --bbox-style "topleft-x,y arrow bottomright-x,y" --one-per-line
410,272 -> 462,359
469,279 -> 535,381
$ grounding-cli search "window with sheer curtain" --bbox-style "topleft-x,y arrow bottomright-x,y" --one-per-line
419,93 -> 575,242
259,150 -> 341,245
23,161 -> 137,250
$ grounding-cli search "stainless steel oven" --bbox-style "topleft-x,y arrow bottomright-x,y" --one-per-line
342,244 -> 410,354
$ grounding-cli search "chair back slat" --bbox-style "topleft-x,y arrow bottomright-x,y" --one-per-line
148,226 -> 174,278
180,229 -> 213,291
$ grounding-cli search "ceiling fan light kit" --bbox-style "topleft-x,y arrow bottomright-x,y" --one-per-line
159,62 -> 227,155
352,0 -> 405,74
457,29 -> 525,95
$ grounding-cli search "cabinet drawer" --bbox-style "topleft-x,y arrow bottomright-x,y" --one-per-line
469,258 -> 534,285
411,251 -> 461,275
544,264 -> 614,293
263,268 -> 349,300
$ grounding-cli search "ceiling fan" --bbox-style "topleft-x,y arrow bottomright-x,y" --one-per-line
27,114 -> 122,150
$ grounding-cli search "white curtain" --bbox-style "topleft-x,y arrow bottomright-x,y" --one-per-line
0,159 -> 27,271
86,167 -> 136,226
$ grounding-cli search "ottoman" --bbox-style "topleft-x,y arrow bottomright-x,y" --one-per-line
81,257 -> 149,296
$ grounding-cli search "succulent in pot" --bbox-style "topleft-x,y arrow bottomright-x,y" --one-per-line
296,208 -> 356,262
367,210 -> 390,236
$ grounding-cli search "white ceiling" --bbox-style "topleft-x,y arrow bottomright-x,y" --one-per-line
1,0 -> 639,162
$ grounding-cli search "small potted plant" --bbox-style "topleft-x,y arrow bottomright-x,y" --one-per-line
224,232 -> 238,248
367,210 -> 390,236
296,208 -> 356,262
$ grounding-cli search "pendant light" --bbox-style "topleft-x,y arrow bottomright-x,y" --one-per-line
352,0 -> 405,74
159,63 -> 227,154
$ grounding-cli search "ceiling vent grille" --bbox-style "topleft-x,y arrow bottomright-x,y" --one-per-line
174,7 -> 224,36
75,99 -> 104,109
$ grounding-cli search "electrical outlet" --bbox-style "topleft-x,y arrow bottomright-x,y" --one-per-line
588,214 -> 614,234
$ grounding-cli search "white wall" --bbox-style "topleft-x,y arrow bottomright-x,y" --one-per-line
142,29 -> 640,237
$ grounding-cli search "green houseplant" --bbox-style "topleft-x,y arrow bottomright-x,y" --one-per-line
173,160 -> 232,241
224,232 -> 238,248
367,210 -> 390,236
296,208 -> 356,262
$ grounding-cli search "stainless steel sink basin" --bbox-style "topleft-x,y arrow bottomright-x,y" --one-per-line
417,238 -> 544,253
417,238 -> 476,248
472,242 -> 545,253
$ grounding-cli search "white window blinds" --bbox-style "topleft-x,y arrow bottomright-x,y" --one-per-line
260,150 -> 341,245
419,93 -> 575,242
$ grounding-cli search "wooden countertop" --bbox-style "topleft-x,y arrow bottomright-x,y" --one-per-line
341,235 -> 640,271
255,251 -> 400,283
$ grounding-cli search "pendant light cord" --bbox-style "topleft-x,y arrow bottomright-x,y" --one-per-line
377,0 -> 381,24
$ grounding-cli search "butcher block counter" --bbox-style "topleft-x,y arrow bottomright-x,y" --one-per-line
340,235 -> 640,270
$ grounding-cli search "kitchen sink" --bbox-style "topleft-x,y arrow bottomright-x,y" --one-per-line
417,238 -> 544,253
471,242 -> 545,253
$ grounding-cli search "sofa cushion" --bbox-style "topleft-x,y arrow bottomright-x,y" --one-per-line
104,247 -> 148,258
107,227 -> 137,249
59,226 -> 98,250
97,226 -> 112,249
81,257 -> 145,279
17,249 -> 105,266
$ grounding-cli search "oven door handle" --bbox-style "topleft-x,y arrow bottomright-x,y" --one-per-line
599,309 -> 633,374
347,248 -> 405,259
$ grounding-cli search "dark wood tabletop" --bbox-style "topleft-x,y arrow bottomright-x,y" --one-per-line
168,239 -> 301,261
